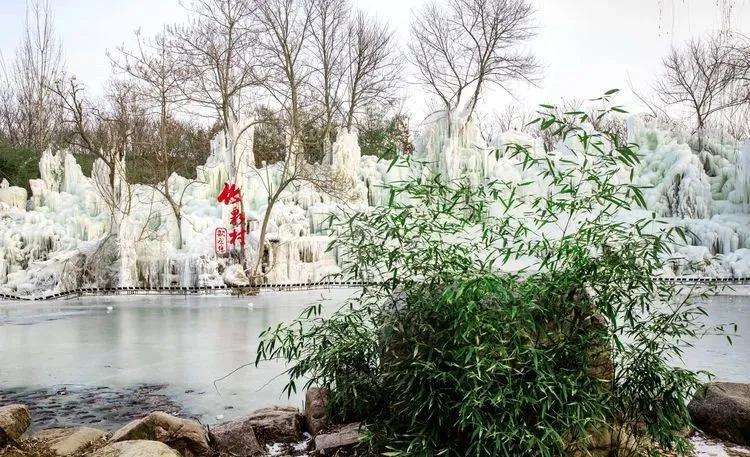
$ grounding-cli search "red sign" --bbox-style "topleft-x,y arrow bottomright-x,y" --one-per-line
217,183 -> 242,205
216,182 -> 247,249
215,228 -> 228,255
230,207 -> 246,225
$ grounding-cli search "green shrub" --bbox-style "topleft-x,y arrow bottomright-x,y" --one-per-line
0,145 -> 42,190
0,145 -> 96,191
257,94 -> 730,456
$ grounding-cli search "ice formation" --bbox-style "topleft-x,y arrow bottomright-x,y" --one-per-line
1,113 -> 749,296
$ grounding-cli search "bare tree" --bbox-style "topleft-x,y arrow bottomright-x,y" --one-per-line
112,30 -> 194,248
251,0 -> 314,278
308,0 -> 349,153
718,102 -> 750,140
248,0 -> 362,281
342,11 -> 399,132
0,54 -> 22,145
478,104 -> 531,144
12,0 -> 64,150
655,33 -> 750,133
256,0 -> 313,151
409,0 -> 538,125
52,77 -> 147,219
657,0 -> 739,32
169,0 -> 263,179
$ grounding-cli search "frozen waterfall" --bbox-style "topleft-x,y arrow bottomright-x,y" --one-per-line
1,114 -> 750,297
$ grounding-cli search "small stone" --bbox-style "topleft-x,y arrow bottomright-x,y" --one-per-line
91,440 -> 182,457
210,416 -> 264,457
314,422 -> 361,454
304,387 -> 330,436
0,404 -> 31,446
32,427 -> 107,456
109,411 -> 210,456
242,406 -> 302,444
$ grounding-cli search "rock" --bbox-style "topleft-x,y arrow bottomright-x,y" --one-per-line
109,411 -> 210,456
242,406 -> 302,443
0,404 -> 31,446
209,417 -> 264,457
314,422 -> 361,454
585,314 -> 614,382
581,423 -> 639,455
305,388 -> 330,436
91,440 -> 182,457
32,427 -> 107,456
689,382 -> 750,446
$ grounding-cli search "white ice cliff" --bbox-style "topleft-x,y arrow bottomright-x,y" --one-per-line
1,114 -> 749,296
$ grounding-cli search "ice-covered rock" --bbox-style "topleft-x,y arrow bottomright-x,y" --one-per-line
0,184 -> 26,210
222,264 -> 250,287
325,129 -> 362,183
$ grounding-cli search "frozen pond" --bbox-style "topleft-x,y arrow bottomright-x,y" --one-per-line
678,292 -> 750,382
0,289 -> 747,432
0,289 -> 356,430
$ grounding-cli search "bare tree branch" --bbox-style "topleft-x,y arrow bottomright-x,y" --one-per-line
409,0 -> 539,123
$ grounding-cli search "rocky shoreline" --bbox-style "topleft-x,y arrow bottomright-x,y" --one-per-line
0,385 -> 184,433
0,387 -> 358,457
2,384 -> 750,456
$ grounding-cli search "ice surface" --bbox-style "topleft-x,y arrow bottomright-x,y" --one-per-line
1,114 -> 750,296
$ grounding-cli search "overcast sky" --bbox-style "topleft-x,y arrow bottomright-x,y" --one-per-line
1,0 -> 749,121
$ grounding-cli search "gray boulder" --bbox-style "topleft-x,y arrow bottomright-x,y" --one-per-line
305,388 -> 330,436
91,440 -> 182,457
0,404 -> 31,447
314,422 -> 361,455
242,406 -> 302,443
109,411 -> 210,456
210,417 -> 264,456
32,427 -> 107,456
689,382 -> 750,445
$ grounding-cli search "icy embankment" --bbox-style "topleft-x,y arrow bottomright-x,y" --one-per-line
0,123 -> 348,296
0,115 -> 749,296
629,118 -> 750,277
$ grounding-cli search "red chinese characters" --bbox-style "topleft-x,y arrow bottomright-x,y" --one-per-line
217,182 -> 246,250
229,227 -> 245,247
230,207 -> 246,225
214,228 -> 228,255
217,183 -> 242,205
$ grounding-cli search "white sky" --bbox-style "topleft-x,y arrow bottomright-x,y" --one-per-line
1,0 -> 750,120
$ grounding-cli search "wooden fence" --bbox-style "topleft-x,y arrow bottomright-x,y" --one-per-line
0,277 -> 748,301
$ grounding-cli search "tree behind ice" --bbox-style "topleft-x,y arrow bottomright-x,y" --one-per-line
2,0 -> 65,151
409,0 -> 538,131
170,0 -> 263,181
654,32 -> 750,135
112,30 -> 195,249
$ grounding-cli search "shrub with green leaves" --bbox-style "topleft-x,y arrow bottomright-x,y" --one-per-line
257,94 -> 729,456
